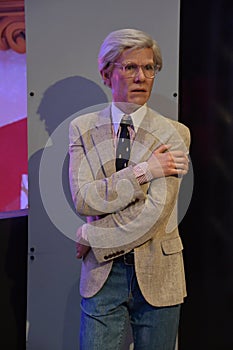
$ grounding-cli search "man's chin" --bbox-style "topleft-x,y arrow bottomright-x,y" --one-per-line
113,101 -> 143,113
129,96 -> 148,106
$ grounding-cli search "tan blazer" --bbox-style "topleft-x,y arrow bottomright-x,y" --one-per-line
69,105 -> 190,307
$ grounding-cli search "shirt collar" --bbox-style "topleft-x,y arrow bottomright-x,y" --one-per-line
111,103 -> 147,134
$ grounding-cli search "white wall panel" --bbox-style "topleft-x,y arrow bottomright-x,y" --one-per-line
26,1 -> 180,349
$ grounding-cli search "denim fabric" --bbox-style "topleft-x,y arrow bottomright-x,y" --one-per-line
80,261 -> 180,350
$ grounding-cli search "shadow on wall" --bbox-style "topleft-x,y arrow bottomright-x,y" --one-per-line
37,76 -> 109,212
28,76 -> 108,350
37,76 -> 108,135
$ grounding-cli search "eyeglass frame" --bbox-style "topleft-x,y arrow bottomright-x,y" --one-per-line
111,62 -> 160,79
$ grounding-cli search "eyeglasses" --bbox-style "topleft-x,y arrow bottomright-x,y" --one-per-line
112,62 -> 160,79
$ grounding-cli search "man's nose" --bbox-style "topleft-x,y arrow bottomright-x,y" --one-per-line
134,66 -> 146,81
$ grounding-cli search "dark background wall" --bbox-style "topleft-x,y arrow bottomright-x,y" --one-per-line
0,0 -> 232,349
0,213 -> 27,350
179,0 -> 233,349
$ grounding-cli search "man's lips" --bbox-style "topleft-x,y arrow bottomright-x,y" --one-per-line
131,89 -> 147,92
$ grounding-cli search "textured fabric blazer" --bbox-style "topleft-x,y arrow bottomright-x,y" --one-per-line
69,105 -> 190,307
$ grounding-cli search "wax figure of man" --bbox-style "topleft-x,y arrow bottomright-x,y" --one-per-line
69,28 -> 190,350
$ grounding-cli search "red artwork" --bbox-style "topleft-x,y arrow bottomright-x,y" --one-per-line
0,118 -> 27,211
0,0 -> 27,212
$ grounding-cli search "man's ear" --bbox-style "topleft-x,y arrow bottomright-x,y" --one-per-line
101,69 -> 112,88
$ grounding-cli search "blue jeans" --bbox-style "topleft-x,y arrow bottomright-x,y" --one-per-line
80,260 -> 180,350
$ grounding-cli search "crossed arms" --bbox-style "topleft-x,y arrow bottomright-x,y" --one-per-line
69,115 -> 190,261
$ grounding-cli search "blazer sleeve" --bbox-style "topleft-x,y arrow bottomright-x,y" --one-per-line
69,119 -> 146,216
82,123 -> 191,263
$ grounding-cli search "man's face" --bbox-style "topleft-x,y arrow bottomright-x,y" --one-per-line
105,48 -> 155,107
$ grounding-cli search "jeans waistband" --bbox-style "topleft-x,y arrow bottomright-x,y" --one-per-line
114,250 -> 134,265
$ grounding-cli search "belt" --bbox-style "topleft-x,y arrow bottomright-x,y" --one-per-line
114,250 -> 134,265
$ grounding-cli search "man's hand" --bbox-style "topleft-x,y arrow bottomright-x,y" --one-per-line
147,144 -> 189,178
76,226 -> 91,259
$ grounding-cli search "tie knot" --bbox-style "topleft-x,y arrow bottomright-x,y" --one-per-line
120,115 -> 133,127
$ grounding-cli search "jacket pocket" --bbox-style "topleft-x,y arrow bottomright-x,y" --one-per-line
161,236 -> 183,255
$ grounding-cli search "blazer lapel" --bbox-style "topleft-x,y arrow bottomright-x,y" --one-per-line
90,106 -> 116,178
130,109 -> 160,165
130,108 -> 177,165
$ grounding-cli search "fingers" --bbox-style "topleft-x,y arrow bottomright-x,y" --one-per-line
76,242 -> 81,259
76,242 -> 90,259
76,251 -> 82,259
169,150 -> 189,164
169,150 -> 189,160
76,242 -> 83,259
173,158 -> 189,175
167,150 -> 189,175
149,145 -> 190,178
154,146 -> 189,163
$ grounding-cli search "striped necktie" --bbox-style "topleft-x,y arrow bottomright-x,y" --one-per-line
116,115 -> 133,171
